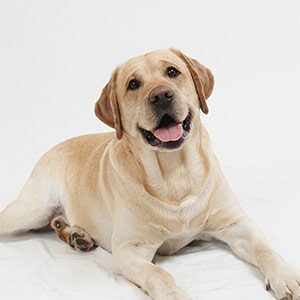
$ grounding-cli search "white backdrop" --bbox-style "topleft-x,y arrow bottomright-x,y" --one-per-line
0,1 -> 300,299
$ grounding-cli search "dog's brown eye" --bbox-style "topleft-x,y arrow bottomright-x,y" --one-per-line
167,67 -> 180,78
128,79 -> 140,90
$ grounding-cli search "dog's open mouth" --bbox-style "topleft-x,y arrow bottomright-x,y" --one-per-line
139,112 -> 192,149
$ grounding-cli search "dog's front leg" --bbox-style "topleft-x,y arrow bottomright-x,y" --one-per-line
210,216 -> 300,299
112,240 -> 192,300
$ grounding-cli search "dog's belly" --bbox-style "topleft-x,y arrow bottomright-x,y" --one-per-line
157,230 -> 216,255
158,238 -> 194,255
157,228 -> 202,255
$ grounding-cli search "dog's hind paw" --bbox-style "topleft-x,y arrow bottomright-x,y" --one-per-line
69,227 -> 97,252
51,215 -> 97,252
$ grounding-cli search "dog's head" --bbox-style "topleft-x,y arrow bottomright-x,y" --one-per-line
95,49 -> 214,151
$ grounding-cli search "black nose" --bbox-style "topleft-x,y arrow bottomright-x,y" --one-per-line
149,86 -> 174,110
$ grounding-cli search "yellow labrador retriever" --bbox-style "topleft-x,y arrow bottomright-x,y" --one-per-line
1,49 -> 299,300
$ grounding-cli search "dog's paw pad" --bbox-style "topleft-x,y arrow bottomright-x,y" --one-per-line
71,232 -> 82,239
69,228 -> 97,252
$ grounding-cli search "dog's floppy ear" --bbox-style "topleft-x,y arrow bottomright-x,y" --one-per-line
171,49 -> 214,114
94,70 -> 123,139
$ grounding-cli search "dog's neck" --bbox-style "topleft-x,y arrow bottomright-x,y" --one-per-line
120,120 -> 211,204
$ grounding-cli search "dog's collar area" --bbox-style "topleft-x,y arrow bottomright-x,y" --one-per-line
139,112 -> 192,149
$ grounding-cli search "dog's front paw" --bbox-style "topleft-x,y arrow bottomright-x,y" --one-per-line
265,263 -> 300,299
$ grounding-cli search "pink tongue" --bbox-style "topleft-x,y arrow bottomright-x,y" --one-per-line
153,123 -> 183,142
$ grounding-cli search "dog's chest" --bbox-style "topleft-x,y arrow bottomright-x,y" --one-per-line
149,166 -> 216,240
151,164 -> 204,204
153,193 -> 212,256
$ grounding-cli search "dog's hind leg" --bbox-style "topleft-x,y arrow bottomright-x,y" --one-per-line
51,215 -> 97,252
0,175 -> 60,234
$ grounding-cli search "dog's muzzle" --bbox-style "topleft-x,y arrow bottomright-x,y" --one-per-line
139,112 -> 192,150
138,86 -> 192,150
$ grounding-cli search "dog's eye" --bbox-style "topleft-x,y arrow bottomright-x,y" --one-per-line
128,79 -> 141,90
167,67 -> 180,78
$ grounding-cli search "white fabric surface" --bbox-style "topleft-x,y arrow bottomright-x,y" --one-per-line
1,164 -> 299,300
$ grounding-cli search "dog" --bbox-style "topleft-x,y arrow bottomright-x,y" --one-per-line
1,49 -> 299,300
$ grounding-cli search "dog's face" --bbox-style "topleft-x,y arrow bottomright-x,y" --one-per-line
95,49 -> 214,151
